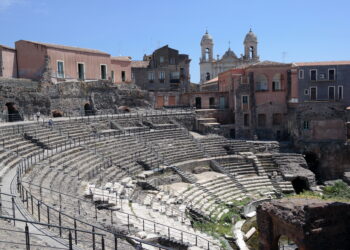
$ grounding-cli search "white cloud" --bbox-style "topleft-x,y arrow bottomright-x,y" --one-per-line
0,0 -> 23,10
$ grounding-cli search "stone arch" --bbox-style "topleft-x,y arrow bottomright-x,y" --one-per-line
205,48 -> 210,60
84,103 -> 94,116
249,46 -> 254,59
256,74 -> 268,91
275,234 -> 300,250
5,102 -> 22,122
291,177 -> 310,194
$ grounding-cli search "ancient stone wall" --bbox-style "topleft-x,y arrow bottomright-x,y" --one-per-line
257,198 -> 350,250
0,78 -> 151,118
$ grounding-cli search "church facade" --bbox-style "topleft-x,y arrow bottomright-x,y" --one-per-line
199,29 -> 260,83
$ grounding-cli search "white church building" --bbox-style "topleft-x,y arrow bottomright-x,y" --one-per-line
199,29 -> 260,83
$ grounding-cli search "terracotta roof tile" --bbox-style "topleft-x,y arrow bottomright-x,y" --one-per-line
248,60 -> 292,68
111,56 -> 131,62
294,61 -> 350,66
131,60 -> 150,68
19,40 -> 110,55
202,76 -> 218,84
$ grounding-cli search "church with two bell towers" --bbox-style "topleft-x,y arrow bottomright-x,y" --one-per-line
199,29 -> 260,83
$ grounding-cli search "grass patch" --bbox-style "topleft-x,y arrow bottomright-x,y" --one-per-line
288,181 -> 350,203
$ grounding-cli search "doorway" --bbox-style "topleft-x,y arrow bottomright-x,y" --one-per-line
78,63 -> 85,80
195,97 -> 202,109
209,97 -> 215,108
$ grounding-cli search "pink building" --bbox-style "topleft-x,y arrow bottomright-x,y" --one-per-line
0,45 -> 17,78
111,57 -> 132,83
4,40 -> 132,84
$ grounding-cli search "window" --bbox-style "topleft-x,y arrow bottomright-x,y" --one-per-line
78,63 -> 85,80
121,71 -> 126,82
57,61 -> 64,78
170,72 -> 180,83
159,71 -> 165,83
338,85 -> 343,100
148,71 -> 155,82
299,69 -> 304,79
100,65 -> 107,80
159,71 -> 165,79
272,113 -> 283,126
170,72 -> 180,79
310,87 -> 317,100
329,69 -> 335,80
159,56 -> 164,63
244,114 -> 249,127
328,86 -> 335,100
206,72 -> 210,81
242,95 -> 249,104
258,114 -> 266,127
303,121 -> 310,130
111,70 -> 114,83
272,74 -> 282,91
310,69 -> 317,81
304,89 -> 309,95
170,58 -> 175,64
272,81 -> 281,91
256,74 -> 268,91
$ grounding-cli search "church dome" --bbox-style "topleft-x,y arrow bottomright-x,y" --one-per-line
201,30 -> 213,45
244,29 -> 257,43
222,47 -> 237,59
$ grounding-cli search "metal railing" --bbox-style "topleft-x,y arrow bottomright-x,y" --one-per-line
13,131 -> 220,249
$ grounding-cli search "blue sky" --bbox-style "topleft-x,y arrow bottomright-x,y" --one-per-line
1,0 -> 349,83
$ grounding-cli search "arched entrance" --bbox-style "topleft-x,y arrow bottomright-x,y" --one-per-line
304,151 -> 321,183
5,102 -> 22,122
277,235 -> 298,250
291,177 -> 310,194
84,103 -> 94,116
195,97 -> 202,109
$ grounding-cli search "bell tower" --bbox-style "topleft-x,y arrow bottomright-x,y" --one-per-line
200,30 -> 214,83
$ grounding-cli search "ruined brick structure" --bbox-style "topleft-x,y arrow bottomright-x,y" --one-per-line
257,198 -> 350,250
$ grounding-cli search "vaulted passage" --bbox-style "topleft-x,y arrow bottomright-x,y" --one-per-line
304,151 -> 321,183
84,103 -> 94,116
291,177 -> 309,194
6,102 -> 22,122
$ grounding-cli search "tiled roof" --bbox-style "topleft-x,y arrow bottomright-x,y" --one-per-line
293,61 -> 350,66
0,45 -> 15,51
18,40 -> 110,55
131,60 -> 150,68
248,60 -> 291,67
202,77 -> 218,85
111,56 -> 131,61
